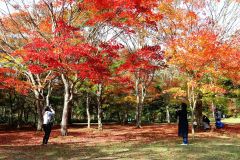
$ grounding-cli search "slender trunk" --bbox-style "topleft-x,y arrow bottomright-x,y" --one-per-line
135,104 -> 140,127
94,106 -> 98,121
187,83 -> 192,112
34,102 -> 37,128
135,79 -> 141,128
137,84 -> 146,127
136,90 -> 145,128
147,108 -> 150,122
4,107 -> 6,119
17,110 -> 19,128
117,112 -> 121,123
166,105 -> 170,123
24,109 -> 29,123
86,92 -> 91,128
138,103 -> 143,127
61,74 -> 73,136
68,102 -> 72,125
191,110 -> 195,139
191,95 -> 197,139
46,82 -> 52,106
188,82 -> 197,139
195,94 -> 203,129
61,96 -> 69,136
211,101 -> 215,119
17,106 -> 24,128
33,90 -> 44,131
8,93 -> 13,126
9,102 -> 13,126
36,99 -> 43,131
123,111 -> 128,125
97,84 -> 103,130
97,101 -> 102,130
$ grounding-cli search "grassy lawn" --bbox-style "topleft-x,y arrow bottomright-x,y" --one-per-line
222,118 -> 240,124
1,137 -> 240,160
1,124 -> 240,160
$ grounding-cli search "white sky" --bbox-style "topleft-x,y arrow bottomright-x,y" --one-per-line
0,0 -> 38,17
0,0 -> 239,38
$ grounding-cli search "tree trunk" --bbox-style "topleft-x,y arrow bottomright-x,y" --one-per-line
135,78 -> 141,128
137,103 -> 143,128
36,100 -> 43,131
33,91 -> 44,131
136,85 -> 146,128
8,93 -> 13,126
135,96 -> 144,128
97,101 -> 102,130
191,110 -> 195,139
195,95 -> 203,129
17,106 -> 24,129
123,111 -> 128,125
117,112 -> 122,123
4,107 -> 6,119
211,101 -> 215,119
61,74 -> 73,136
188,82 -> 197,139
9,102 -> 13,126
135,99 -> 143,128
97,84 -> 103,130
24,109 -> 29,123
61,97 -> 69,136
34,103 -> 37,128
136,96 -> 144,128
166,105 -> 170,123
46,82 -> 52,107
0,107 -> 2,116
68,102 -> 72,125
86,92 -> 91,128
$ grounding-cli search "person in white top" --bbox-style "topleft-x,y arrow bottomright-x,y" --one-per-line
42,105 -> 55,145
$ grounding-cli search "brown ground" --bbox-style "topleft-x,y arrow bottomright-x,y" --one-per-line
0,123 -> 239,147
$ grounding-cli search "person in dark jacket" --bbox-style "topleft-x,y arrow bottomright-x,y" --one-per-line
214,108 -> 222,121
214,108 -> 224,129
176,103 -> 188,145
202,115 -> 210,130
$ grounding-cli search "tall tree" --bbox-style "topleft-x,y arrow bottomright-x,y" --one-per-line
119,46 -> 165,128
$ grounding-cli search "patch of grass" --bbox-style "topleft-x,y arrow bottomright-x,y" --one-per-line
222,118 -> 240,124
1,138 -> 240,160
0,155 -> 7,159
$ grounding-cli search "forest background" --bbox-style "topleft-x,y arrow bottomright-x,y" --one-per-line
0,0 -> 239,137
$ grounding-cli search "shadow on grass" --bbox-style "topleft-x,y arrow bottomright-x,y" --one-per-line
1,138 -> 240,160
140,138 -> 240,160
0,143 -> 118,160
1,123 -> 240,160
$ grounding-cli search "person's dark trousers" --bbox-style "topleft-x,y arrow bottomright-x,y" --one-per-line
183,135 -> 188,144
43,123 -> 52,144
